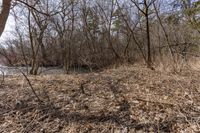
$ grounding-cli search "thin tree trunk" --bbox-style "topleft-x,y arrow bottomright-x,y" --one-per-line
28,10 -> 39,75
144,0 -> 152,68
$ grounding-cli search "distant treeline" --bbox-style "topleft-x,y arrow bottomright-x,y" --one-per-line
0,0 -> 199,74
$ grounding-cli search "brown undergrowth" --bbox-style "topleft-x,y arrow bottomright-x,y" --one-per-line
0,64 -> 200,133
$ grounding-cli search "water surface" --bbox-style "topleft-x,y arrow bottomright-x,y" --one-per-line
0,65 -> 91,75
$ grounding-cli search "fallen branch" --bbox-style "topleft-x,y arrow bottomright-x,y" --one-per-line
20,70 -> 42,103
133,97 -> 176,107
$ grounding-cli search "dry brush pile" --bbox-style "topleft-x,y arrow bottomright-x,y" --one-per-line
0,65 -> 200,133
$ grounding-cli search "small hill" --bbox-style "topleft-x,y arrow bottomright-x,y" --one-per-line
0,65 -> 200,132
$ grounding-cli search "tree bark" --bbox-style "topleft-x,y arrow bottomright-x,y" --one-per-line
0,0 -> 12,37
144,0 -> 152,68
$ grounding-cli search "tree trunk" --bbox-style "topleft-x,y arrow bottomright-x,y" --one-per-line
144,0 -> 153,69
145,13 -> 152,68
0,0 -> 12,37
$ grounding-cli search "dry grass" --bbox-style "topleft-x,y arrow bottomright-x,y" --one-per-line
0,64 -> 200,133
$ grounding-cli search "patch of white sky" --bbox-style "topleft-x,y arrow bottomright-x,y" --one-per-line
0,0 -> 58,44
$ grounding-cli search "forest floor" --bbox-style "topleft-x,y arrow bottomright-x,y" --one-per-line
0,64 -> 200,133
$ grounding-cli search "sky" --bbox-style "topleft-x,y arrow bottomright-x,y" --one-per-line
0,16 -> 15,43
0,0 -> 15,43
0,0 -> 199,44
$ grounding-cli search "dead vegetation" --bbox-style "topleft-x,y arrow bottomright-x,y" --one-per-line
0,64 -> 200,133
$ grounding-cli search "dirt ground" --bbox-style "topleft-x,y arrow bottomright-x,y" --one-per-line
0,64 -> 200,133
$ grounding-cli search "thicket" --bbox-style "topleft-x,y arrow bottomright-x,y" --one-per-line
0,0 -> 199,74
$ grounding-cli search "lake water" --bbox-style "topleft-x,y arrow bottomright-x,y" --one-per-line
0,65 -> 91,75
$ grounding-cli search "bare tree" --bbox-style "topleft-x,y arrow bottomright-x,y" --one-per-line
1,0 -> 199,72
153,1 -> 175,63
96,0 -> 120,59
130,0 -> 155,69
116,0 -> 149,65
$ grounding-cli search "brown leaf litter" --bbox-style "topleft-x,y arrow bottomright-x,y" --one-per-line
0,65 -> 200,133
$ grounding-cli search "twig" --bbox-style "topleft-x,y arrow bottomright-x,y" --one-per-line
79,83 -> 92,96
80,83 -> 86,94
20,70 -> 42,103
0,69 -> 5,85
16,0 -> 50,16
133,97 -> 176,107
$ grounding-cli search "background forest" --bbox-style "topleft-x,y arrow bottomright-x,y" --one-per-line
0,0 -> 200,74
